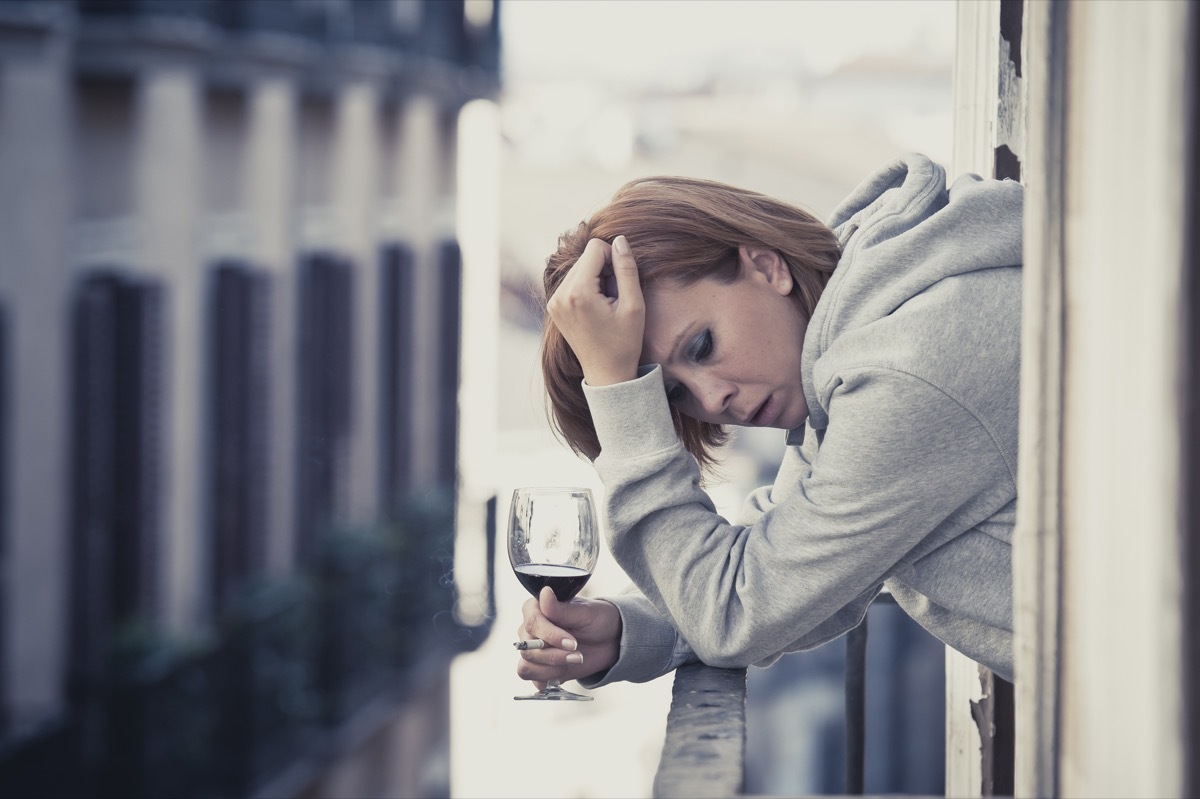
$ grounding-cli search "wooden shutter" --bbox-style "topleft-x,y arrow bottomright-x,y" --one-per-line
296,253 -> 354,562
69,272 -> 164,684
209,261 -> 272,612
379,242 -> 415,513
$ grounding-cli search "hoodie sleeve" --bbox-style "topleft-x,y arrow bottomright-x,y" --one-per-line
583,363 -> 1014,670
575,587 -> 696,688
580,426 -> 872,688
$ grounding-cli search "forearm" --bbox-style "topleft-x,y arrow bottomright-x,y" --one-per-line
586,368 -> 1015,669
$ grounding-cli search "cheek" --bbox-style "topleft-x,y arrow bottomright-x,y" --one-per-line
738,318 -> 801,378
764,303 -> 805,359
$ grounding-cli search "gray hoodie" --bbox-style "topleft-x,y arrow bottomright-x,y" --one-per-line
579,154 -> 1023,687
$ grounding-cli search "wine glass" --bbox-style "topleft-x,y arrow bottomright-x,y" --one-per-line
508,486 -> 600,701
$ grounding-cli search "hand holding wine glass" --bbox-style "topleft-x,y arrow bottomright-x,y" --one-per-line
508,487 -> 600,701
515,584 -> 621,693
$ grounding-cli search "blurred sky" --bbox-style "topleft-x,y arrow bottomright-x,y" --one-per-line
452,3 -> 958,797
501,0 -> 955,87
493,0 -> 957,289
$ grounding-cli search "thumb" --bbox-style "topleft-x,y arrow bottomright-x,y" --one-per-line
610,235 -> 643,308
539,586 -> 590,626
538,586 -> 562,618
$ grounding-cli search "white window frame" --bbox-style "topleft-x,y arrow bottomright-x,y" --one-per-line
953,1 -> 1195,797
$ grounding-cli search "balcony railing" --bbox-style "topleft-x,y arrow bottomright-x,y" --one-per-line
654,663 -> 747,799
653,592 -> 1009,797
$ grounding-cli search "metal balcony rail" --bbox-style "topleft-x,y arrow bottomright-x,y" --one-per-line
843,591 -> 897,795
653,591 -> 940,798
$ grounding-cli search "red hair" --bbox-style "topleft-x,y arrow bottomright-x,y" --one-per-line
541,176 -> 840,470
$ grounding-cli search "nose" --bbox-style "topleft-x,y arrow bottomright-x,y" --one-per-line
691,375 -> 735,419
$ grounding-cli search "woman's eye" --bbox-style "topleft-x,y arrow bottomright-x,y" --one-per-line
665,383 -> 684,404
688,330 -> 713,362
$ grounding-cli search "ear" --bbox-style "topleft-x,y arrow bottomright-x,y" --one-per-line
738,245 -> 793,296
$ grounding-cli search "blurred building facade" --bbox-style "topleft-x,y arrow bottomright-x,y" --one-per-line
0,1 -> 499,796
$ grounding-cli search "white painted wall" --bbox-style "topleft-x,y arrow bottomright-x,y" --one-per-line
947,3 -> 1001,795
333,80 -> 382,523
246,76 -> 299,576
135,67 -> 206,631
398,95 -> 451,489
1057,3 -> 1190,796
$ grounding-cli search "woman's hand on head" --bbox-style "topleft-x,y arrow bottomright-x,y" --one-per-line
546,235 -> 645,387
515,587 -> 622,690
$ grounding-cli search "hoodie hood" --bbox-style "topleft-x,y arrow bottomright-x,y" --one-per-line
799,153 -> 1024,431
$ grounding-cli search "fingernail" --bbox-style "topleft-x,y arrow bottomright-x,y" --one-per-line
613,235 -> 630,255
562,638 -> 577,651
566,653 -> 583,664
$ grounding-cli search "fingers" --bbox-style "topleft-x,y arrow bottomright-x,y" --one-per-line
557,238 -> 612,300
516,591 -> 586,684
578,236 -> 612,279
546,236 -> 645,388
553,236 -> 641,307
515,636 -> 583,674
560,235 -> 639,307
514,626 -> 583,684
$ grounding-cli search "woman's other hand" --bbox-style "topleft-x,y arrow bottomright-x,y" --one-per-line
546,235 -> 645,387
515,587 -> 622,690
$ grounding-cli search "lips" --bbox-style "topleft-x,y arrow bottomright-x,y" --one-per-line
749,394 -> 779,427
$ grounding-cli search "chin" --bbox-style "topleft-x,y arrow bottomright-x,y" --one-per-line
778,408 -> 809,431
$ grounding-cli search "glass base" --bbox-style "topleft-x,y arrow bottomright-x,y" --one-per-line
514,684 -> 594,701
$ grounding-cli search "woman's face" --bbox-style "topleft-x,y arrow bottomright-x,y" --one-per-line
639,247 -> 810,430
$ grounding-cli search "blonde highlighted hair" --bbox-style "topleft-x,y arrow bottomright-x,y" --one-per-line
541,176 -> 841,470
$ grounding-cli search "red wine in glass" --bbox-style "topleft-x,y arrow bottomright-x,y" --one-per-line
513,563 -> 592,602
508,487 -> 600,702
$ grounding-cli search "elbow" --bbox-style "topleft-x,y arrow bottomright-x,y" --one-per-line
682,602 -> 803,668
695,649 -> 753,669
687,631 -> 762,669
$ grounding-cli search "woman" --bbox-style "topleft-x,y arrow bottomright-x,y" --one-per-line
516,154 -> 1023,692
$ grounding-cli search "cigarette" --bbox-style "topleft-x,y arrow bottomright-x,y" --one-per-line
514,639 -> 545,651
